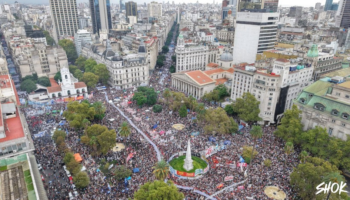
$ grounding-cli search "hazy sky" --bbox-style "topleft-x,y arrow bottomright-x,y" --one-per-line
0,0 -> 327,7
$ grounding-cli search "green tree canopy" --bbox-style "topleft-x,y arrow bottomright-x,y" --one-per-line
84,58 -> 97,73
58,39 -> 78,63
171,55 -> 176,62
134,180 -> 184,200
69,65 -> 78,74
152,160 -> 169,180
20,79 -> 37,93
43,31 -> 55,46
274,105 -> 303,144
224,104 -> 236,116
162,46 -> 169,54
119,122 -> 131,137
203,107 -> 238,135
114,165 -> 132,180
93,63 -> 110,85
249,125 -> 263,168
97,129 -> 116,154
63,152 -> 74,164
37,77 -> 51,87
81,72 -> 99,89
132,87 -> 157,107
73,69 -> 83,80
153,104 -> 162,113
170,65 -> 176,73
54,71 -> 62,82
52,130 -> 66,143
63,101 -> 96,129
233,92 -> 261,124
92,101 -> 106,120
73,172 -> 90,188
75,56 -> 87,69
82,124 -> 116,154
179,104 -> 188,118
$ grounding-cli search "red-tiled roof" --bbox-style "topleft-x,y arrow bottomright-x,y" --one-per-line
0,108 -> 25,143
276,58 -> 289,63
226,68 -> 234,73
204,68 -> 225,76
0,75 -> 12,89
74,82 -> 87,89
47,85 -> 62,93
207,63 -> 219,68
181,27 -> 190,31
186,71 -> 215,85
256,71 -> 280,77
50,78 -> 59,87
216,78 -> 228,85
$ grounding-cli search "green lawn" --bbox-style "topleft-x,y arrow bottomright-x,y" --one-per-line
0,166 -> 7,171
24,170 -> 30,176
169,156 -> 207,173
26,183 -> 34,191
25,176 -> 33,185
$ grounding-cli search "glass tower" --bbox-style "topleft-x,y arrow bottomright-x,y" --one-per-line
89,0 -> 112,34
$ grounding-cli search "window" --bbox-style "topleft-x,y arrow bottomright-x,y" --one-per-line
299,98 -> 305,104
342,123 -> 346,127
328,128 -> 333,135
65,75 -> 68,79
341,113 -> 349,120
336,92 -> 341,96
331,109 -> 339,116
314,103 -> 325,111
332,119 -> 336,123
346,95 -> 350,99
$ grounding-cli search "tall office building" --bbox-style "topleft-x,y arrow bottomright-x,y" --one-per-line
315,2 -> 322,10
126,1 -> 137,23
336,0 -> 350,28
89,0 -> 112,34
325,0 -> 333,10
120,0 -> 125,10
49,0 -> 79,42
222,0 -> 229,8
233,12 -> 279,64
238,0 -> 279,12
289,6 -> 303,18
148,1 -> 162,18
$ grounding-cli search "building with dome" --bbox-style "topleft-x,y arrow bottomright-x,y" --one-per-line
218,50 -> 234,69
81,39 -> 149,89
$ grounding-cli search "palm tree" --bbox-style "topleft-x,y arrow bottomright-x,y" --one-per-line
119,122 -> 131,137
247,125 -> 263,174
300,150 -> 308,164
152,160 -> 169,180
284,142 -> 294,167
93,101 -> 106,120
323,172 -> 345,200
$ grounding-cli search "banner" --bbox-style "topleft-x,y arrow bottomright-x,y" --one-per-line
64,97 -> 75,102
205,146 -> 214,157
237,163 -> 248,167
126,152 -> 135,162
76,96 -> 84,100
176,171 -> 195,177
224,176 -> 234,182
203,165 -> 209,173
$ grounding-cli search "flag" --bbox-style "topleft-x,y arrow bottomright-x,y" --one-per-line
60,109 -> 63,116
108,183 -> 111,191
239,156 -> 245,163
126,152 -> 135,162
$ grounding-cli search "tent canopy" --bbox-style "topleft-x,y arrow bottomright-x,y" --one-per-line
74,153 -> 83,163
133,168 -> 140,173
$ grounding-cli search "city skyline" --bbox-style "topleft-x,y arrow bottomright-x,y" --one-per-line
0,0 -> 330,7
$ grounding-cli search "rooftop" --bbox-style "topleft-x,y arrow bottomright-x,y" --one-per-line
216,78 -> 228,85
185,70 -> 215,85
0,107 -> 25,143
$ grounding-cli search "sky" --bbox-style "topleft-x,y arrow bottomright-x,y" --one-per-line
0,0 -> 326,7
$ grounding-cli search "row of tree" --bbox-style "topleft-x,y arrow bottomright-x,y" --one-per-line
132,86 -> 158,107
52,130 -> 90,188
20,74 -> 51,93
202,85 -> 230,103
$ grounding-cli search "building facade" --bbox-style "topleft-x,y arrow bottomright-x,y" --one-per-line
325,0 -> 333,11
74,29 -> 92,56
126,1 -> 137,23
89,0 -> 112,34
233,12 -> 279,64
336,0 -> 350,28
49,0 -> 79,42
148,1 -> 162,19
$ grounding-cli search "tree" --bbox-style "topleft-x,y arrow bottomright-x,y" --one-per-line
43,31 -> 55,46
300,126 -> 329,159
22,75 -> 37,82
64,152 -> 74,164
195,103 -> 206,122
97,129 -> 116,154
233,92 -> 261,124
52,130 -> 66,143
93,64 -> 110,85
203,107 -> 238,134
73,172 -> 90,188
132,87 -> 157,106
134,180 -> 184,200
114,165 -> 132,180
133,92 -> 147,107
152,160 -> 169,180
290,157 -> 341,200
224,104 -> 236,116
66,159 -> 81,175
75,56 -> 87,70
162,88 -> 172,104
323,172 -> 346,200
73,69 -> 83,80
171,55 -> 176,62
81,72 -> 99,89
92,101 -> 106,120
156,59 -> 164,67
187,95 -> 197,111
214,84 -> 229,100
300,151 -> 308,164
170,65 -> 176,73
179,104 -> 187,118
162,46 -> 169,54
242,146 -> 258,164
84,58 -> 97,73
69,65 -> 78,74
119,122 -> 131,137
284,142 -> 294,167
63,101 -> 96,129
20,79 -> 37,93
58,39 -> 78,63
54,71 -> 62,82
153,104 -> 162,113
274,105 -> 303,144
37,77 -> 51,87
263,159 -> 271,167
248,125 -> 263,170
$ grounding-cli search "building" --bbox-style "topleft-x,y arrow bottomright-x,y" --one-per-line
120,0 -> 125,10
238,0 -> 279,12
295,77 -> 350,140
126,1 -> 137,23
78,16 -> 89,29
222,5 -> 237,20
49,0 -> 79,42
289,6 -> 303,18
325,0 -> 333,11
222,0 -> 229,8
232,12 -> 279,64
336,0 -> 350,28
148,1 -> 162,19
82,40 -> 150,89
175,34 -> 219,72
74,29 -> 92,56
89,0 -> 112,34
316,2 -> 322,10
9,38 -> 68,78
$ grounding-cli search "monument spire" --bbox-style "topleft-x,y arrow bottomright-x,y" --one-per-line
183,139 -> 193,171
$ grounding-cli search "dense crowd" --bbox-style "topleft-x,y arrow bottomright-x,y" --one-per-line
19,25 -> 300,200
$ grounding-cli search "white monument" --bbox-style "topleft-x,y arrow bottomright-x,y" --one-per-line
183,139 -> 193,171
